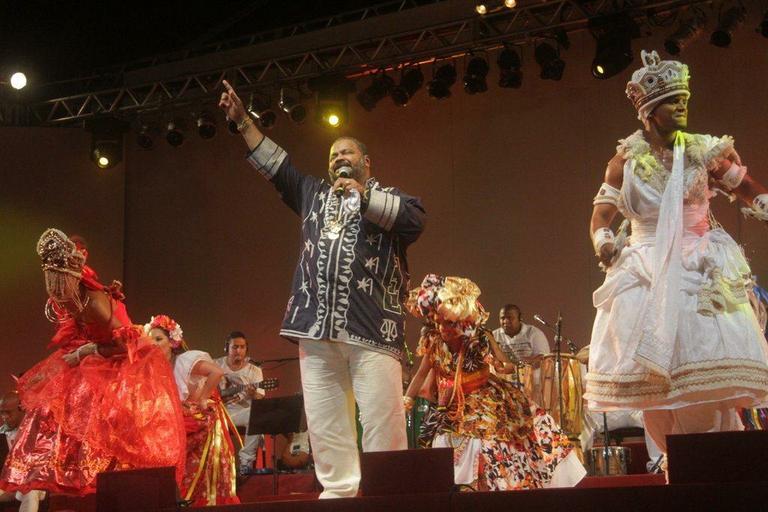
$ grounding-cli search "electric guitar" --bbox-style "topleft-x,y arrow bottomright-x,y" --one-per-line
221,377 -> 279,403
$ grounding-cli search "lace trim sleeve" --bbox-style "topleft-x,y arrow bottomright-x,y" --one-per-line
697,134 -> 736,172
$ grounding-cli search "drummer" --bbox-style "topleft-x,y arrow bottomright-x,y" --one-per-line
492,304 -> 550,401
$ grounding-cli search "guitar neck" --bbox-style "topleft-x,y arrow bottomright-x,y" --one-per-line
221,379 -> 276,399
222,383 -> 255,398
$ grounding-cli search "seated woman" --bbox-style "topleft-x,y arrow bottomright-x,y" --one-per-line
0,229 -> 185,496
404,274 -> 586,491
146,315 -> 240,506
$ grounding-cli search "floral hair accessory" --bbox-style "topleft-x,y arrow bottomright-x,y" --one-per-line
144,315 -> 184,348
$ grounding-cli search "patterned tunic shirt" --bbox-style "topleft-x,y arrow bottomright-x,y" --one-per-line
246,137 -> 426,359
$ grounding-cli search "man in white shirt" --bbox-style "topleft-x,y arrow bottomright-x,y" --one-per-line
492,304 -> 550,401
0,392 -> 45,512
214,332 -> 265,475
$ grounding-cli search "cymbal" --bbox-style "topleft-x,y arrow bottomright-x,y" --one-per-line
575,345 -> 590,364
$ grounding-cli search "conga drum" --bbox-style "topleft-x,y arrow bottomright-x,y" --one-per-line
518,363 -> 542,405
539,353 -> 584,436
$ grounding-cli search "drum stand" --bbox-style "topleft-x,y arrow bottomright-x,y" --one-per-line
553,312 -> 566,431
602,412 -> 611,476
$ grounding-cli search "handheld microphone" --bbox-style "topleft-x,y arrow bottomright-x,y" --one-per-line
334,166 -> 352,197
533,314 -> 548,327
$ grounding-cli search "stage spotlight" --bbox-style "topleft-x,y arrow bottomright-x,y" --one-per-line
711,4 -> 747,47
391,66 -> 424,107
535,43 -> 565,81
317,103 -> 346,127
463,56 -> 489,94
504,0 -> 517,8
137,124 -> 154,150
665,11 -> 706,55
316,85 -> 350,128
590,14 -> 637,79
427,63 -> 457,99
253,107 -> 276,129
196,112 -> 216,139
356,72 -> 394,111
591,39 -> 631,79
760,10 -> 768,38
10,72 -> 27,90
166,119 -> 184,147
497,46 -> 522,88
279,89 -> 307,124
475,3 -> 487,15
246,95 -> 277,130
87,117 -> 127,169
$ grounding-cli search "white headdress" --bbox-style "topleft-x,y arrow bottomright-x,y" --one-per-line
625,50 -> 690,122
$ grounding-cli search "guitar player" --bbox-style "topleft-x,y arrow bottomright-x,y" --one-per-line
215,331 -> 266,475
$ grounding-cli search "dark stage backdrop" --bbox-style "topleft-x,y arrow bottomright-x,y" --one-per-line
3,30 -> 768,396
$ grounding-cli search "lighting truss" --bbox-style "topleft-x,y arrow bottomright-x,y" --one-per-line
29,0 -> 712,125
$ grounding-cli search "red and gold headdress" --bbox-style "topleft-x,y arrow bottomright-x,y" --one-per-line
37,228 -> 86,278
37,228 -> 89,321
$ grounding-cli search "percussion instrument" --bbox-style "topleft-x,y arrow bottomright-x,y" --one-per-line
539,353 -> 584,435
575,344 -> 590,365
585,446 -> 630,476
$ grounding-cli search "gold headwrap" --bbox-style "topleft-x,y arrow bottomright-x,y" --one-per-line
37,228 -> 88,315
436,276 -> 488,325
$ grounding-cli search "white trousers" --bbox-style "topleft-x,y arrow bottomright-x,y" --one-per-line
299,339 -> 407,499
643,401 -> 744,454
228,407 -> 264,469
0,490 -> 45,512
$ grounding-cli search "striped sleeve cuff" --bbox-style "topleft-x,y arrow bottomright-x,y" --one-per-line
364,188 -> 400,231
245,136 -> 287,180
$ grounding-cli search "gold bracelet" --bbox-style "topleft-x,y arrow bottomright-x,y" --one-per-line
237,116 -> 253,133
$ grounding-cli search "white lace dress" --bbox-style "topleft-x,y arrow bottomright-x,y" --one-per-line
585,131 -> 768,411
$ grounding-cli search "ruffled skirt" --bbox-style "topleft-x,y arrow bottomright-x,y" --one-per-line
0,338 -> 186,495
586,228 -> 768,411
421,378 -> 583,490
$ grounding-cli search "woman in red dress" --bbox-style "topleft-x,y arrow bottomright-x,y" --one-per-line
0,229 -> 186,496
146,314 -> 240,506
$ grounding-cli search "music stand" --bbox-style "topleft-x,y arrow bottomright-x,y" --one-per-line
247,394 -> 305,495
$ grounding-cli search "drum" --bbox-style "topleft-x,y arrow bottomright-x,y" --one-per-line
511,364 -> 538,404
585,446 -> 631,476
539,353 -> 584,435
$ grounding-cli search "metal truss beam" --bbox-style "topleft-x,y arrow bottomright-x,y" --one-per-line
31,0 -> 713,125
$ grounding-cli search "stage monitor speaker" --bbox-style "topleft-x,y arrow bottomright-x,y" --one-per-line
360,448 -> 454,496
667,430 -> 768,484
96,466 -> 177,512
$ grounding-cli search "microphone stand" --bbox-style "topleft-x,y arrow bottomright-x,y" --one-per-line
603,412 -> 611,476
554,311 -> 565,432
402,350 -> 416,449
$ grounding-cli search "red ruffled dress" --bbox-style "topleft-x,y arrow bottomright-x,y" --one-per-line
0,268 -> 186,496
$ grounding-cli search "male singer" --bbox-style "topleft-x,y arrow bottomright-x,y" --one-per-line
219,81 -> 426,498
